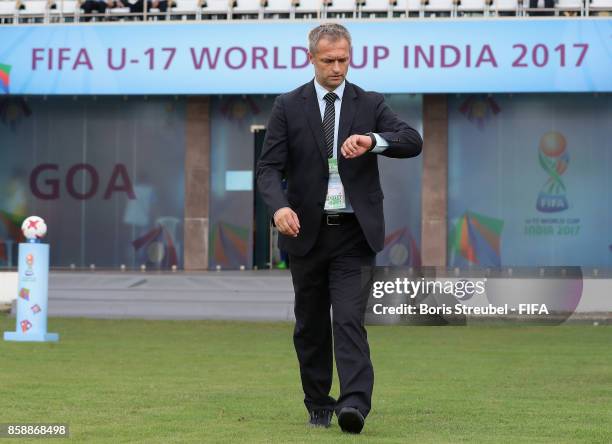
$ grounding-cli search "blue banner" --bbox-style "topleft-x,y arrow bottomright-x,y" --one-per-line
0,19 -> 611,95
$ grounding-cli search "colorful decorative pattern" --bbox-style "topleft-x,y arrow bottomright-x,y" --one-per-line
19,288 -> 30,301
449,211 -> 504,267
132,224 -> 178,268
31,304 -> 41,314
380,227 -> 421,267
0,210 -> 24,239
0,210 -> 24,262
20,319 -> 32,333
0,64 -> 10,93
210,222 -> 249,268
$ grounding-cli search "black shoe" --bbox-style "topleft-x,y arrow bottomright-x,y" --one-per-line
337,407 -> 365,434
309,409 -> 333,428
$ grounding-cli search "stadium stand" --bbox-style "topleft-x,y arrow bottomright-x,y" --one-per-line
0,0 -> 610,24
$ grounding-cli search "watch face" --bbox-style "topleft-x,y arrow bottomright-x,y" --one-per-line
367,133 -> 376,150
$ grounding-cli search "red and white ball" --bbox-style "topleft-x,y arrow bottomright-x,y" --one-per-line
21,216 -> 47,240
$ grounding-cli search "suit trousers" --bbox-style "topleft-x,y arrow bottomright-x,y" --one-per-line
289,213 -> 375,418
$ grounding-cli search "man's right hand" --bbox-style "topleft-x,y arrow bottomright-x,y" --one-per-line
274,207 -> 300,237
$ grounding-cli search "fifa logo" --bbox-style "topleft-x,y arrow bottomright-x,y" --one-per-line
536,132 -> 569,213
25,253 -> 35,277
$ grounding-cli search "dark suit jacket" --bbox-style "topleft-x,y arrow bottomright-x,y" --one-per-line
256,80 -> 423,256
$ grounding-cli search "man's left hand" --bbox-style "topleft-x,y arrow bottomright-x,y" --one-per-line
341,134 -> 372,159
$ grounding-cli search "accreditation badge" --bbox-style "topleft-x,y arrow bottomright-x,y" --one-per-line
324,158 -> 346,211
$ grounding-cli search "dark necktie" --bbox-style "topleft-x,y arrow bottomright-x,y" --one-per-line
322,92 -> 338,159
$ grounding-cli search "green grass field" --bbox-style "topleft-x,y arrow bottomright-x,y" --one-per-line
1,314 -> 611,443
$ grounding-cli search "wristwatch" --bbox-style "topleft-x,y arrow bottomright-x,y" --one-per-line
365,132 -> 377,151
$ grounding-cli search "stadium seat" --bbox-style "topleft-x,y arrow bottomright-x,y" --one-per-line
586,0 -> 612,14
18,0 -> 52,22
423,0 -> 455,15
358,0 -> 392,17
233,0 -> 264,18
524,0 -> 556,15
322,0 -> 356,17
392,0 -> 424,17
49,0 -> 80,22
0,0 -> 18,23
293,0 -> 320,18
555,0 -> 583,15
201,0 -> 230,18
456,0 -> 489,15
171,0 -> 201,19
409,0 -> 425,16
491,0 -> 521,15
263,0 -> 291,18
107,6 -> 131,20
147,6 -> 160,20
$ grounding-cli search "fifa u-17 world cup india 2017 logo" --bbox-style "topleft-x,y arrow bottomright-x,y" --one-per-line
25,253 -> 35,277
536,131 -> 569,213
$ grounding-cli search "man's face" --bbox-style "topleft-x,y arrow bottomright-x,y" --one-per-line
308,37 -> 350,91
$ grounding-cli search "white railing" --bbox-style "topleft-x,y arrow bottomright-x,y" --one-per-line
0,0 -> 609,24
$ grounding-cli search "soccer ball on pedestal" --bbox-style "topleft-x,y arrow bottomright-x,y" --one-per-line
21,216 -> 47,241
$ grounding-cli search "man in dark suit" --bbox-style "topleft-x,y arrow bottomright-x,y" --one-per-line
256,23 -> 422,434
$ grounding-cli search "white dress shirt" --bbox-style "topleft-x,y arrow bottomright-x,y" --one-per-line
314,79 -> 388,213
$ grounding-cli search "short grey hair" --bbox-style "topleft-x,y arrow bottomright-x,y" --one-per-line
308,23 -> 352,54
